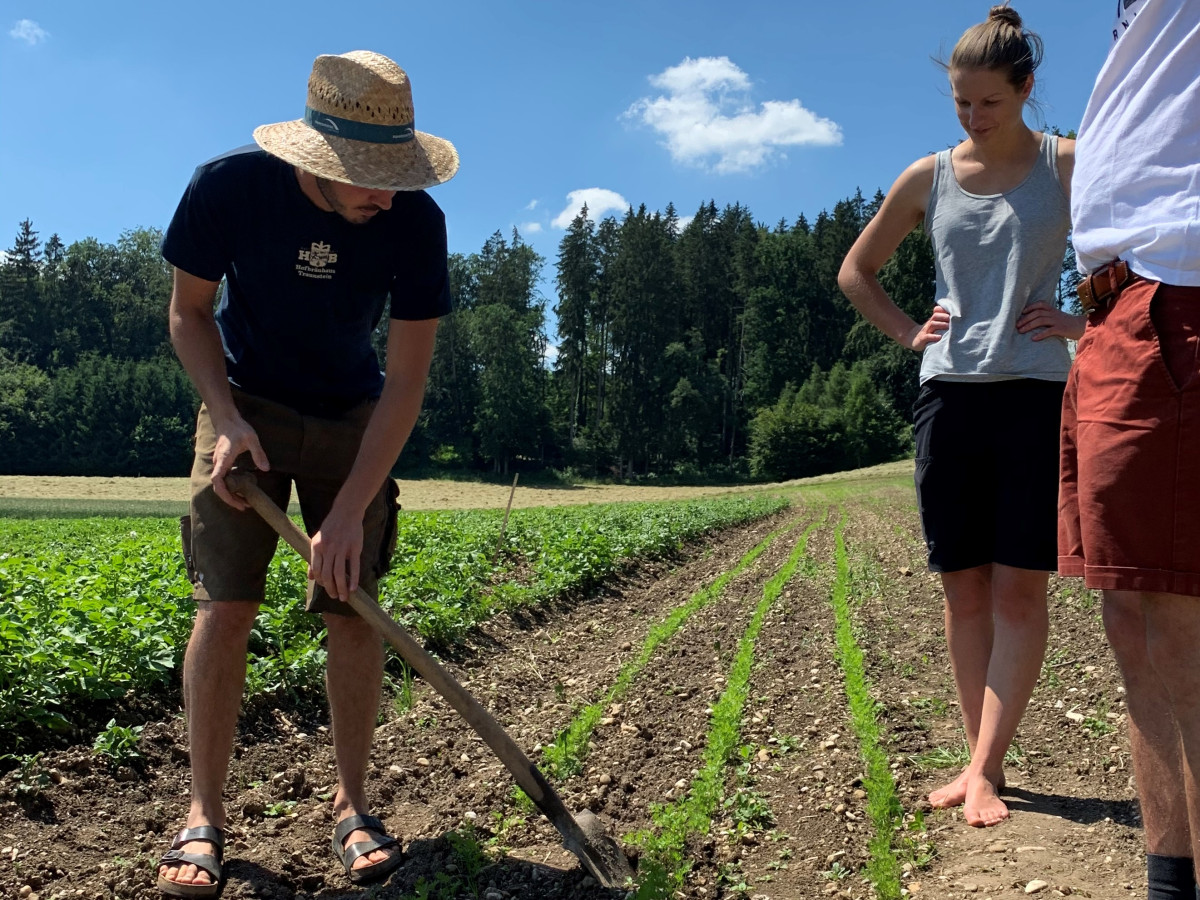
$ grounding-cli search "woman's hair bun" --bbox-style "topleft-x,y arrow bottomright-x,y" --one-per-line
988,4 -> 1023,29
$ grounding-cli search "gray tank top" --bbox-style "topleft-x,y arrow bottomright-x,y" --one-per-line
920,133 -> 1072,384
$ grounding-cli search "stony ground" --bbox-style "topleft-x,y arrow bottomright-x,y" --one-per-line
0,477 -> 1149,900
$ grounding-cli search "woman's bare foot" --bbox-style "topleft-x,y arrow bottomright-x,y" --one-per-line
964,773 -> 1009,827
929,767 -> 1006,809
929,768 -> 971,808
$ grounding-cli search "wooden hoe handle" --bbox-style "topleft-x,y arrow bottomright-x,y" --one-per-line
223,471 -> 626,886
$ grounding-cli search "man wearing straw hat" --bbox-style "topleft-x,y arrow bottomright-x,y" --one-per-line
156,51 -> 457,896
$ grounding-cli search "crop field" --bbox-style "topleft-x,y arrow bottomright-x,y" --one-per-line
0,472 -> 1148,900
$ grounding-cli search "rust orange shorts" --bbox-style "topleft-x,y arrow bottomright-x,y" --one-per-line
1059,279 -> 1200,595
185,388 -> 399,614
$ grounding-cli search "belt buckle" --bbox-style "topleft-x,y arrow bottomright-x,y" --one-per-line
1077,260 -> 1126,315
1078,277 -> 1098,314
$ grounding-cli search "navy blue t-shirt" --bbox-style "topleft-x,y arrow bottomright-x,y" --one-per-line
162,146 -> 451,415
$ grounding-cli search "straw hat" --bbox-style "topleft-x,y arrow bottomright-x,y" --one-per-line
253,51 -> 459,191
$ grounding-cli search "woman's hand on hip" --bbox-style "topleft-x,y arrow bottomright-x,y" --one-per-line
905,305 -> 951,351
1017,302 -> 1086,341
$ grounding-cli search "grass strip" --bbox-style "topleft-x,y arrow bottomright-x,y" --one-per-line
542,511 -> 806,780
829,506 -> 903,899
631,511 -> 827,896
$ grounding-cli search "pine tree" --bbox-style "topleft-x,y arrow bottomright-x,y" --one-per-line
553,206 -> 598,442
0,220 -> 42,361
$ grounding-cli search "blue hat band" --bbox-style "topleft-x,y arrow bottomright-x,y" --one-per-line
303,107 -> 416,144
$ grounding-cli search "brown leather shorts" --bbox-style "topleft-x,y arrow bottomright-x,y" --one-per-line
183,388 -> 400,614
1060,279 -> 1200,595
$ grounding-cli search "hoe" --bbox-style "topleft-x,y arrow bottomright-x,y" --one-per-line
226,471 -> 635,889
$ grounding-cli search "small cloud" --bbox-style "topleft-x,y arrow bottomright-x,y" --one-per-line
552,188 -> 629,229
543,343 -> 559,364
10,19 -> 49,45
525,199 -> 539,211
676,214 -> 695,232
519,221 -> 543,234
626,56 -> 841,174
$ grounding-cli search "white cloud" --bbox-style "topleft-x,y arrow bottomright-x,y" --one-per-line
9,19 -> 49,44
552,188 -> 629,229
676,214 -> 695,232
525,199 -> 539,211
626,56 -> 841,174
518,221 -> 543,234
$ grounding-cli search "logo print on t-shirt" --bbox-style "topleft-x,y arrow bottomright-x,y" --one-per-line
299,242 -> 338,267
296,242 -> 339,280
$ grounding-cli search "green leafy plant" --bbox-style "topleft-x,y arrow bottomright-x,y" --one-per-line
723,788 -> 775,833
1,752 -> 51,796
92,719 -> 144,766
511,786 -> 536,815
824,860 -> 853,881
0,494 -> 786,749
909,696 -> 949,717
446,827 -> 489,893
772,732 -> 802,754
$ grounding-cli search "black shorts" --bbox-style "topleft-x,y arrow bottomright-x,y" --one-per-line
913,378 -> 1065,573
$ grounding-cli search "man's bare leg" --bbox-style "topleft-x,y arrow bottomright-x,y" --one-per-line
159,601 -> 260,888
324,610 -> 394,872
930,565 -> 994,808
1138,592 -> 1200,878
962,565 -> 1049,827
1104,591 -> 1191,857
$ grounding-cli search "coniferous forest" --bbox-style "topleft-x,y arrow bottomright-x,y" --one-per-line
0,193 -> 1081,481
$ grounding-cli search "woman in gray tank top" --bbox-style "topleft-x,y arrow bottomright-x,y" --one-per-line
838,7 -> 1084,829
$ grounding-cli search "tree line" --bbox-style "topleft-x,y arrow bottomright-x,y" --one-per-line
0,192 -> 964,480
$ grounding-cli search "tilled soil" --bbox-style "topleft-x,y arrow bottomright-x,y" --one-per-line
0,483 -> 1151,900
843,488 -> 1145,900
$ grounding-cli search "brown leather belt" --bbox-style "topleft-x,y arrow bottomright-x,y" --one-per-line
1077,259 -> 1139,315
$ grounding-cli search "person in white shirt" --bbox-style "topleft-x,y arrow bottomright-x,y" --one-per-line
1060,2 -> 1200,897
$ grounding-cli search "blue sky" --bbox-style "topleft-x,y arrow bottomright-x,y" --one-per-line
2,0 -> 1111,271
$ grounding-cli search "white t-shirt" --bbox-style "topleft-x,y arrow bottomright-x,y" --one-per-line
1071,0 -> 1200,285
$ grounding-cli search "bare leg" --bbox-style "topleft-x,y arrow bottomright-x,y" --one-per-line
963,565 -> 1049,827
159,601 -> 260,888
324,611 -> 394,872
1104,591 -> 1191,857
1138,592 -> 1200,868
930,565 -> 994,808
